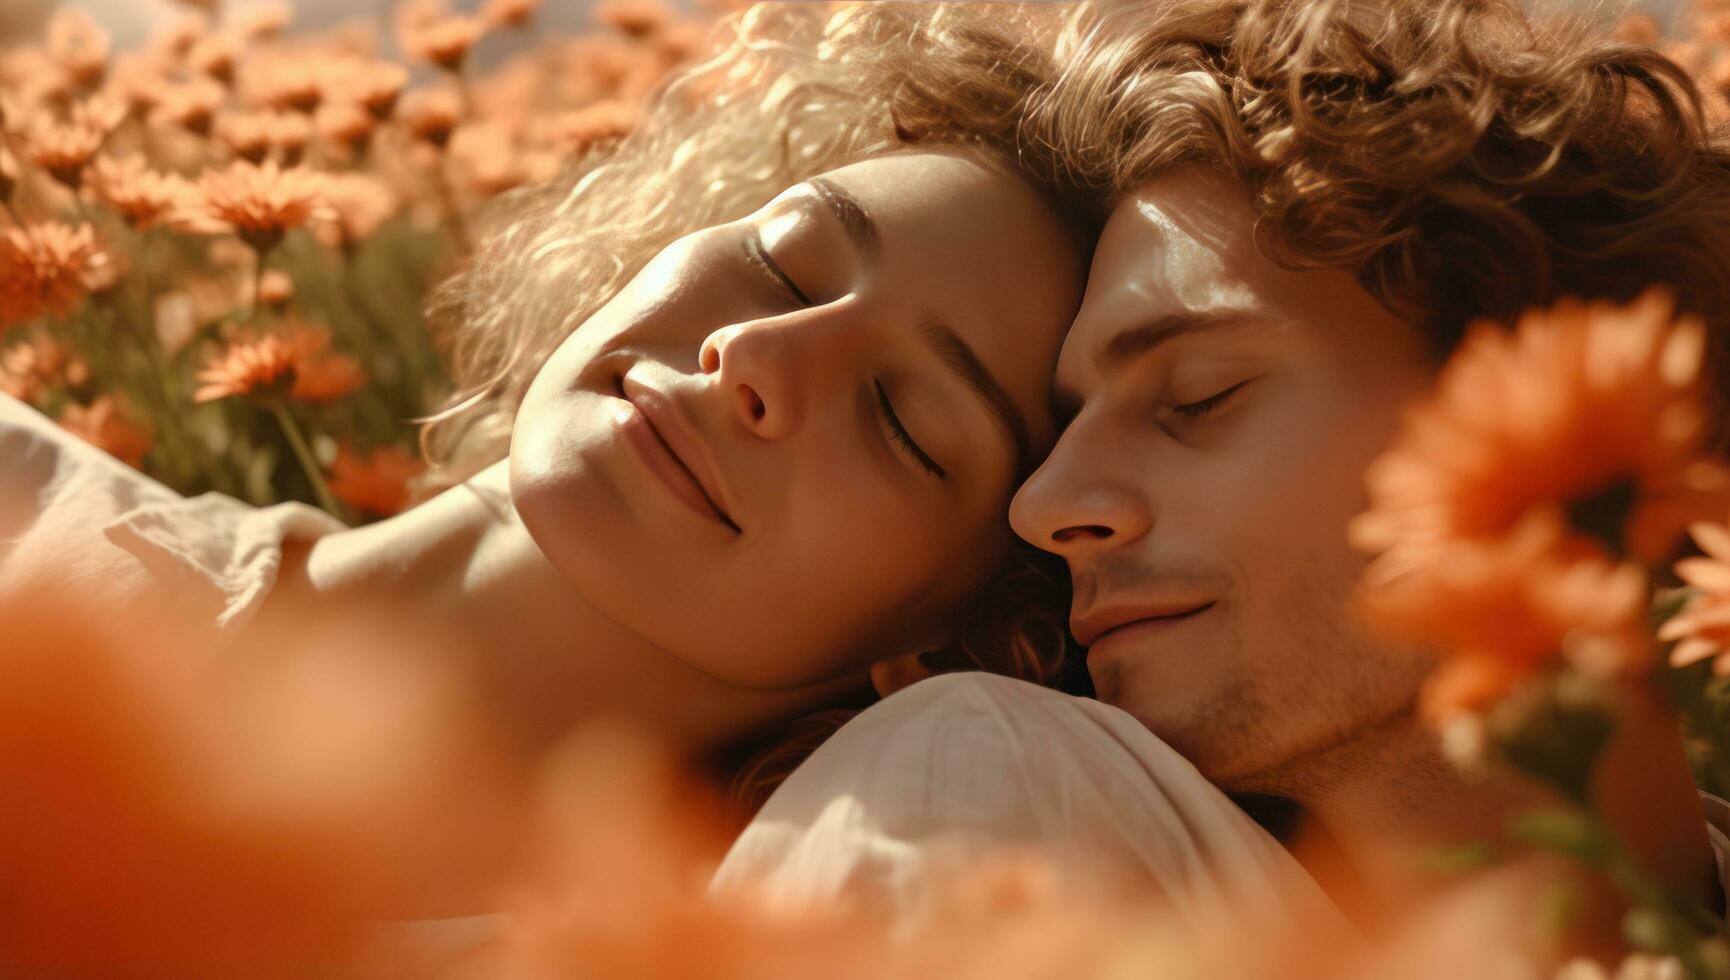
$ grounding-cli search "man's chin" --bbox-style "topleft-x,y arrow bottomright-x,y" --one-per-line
1100,672 -> 1272,786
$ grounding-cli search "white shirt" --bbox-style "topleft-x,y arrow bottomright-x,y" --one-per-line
717,673 -> 1730,933
0,392 -> 344,630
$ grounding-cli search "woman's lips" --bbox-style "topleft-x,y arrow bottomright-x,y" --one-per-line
610,398 -> 739,533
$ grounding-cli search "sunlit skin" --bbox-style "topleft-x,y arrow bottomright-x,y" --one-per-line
266,149 -> 1083,776
1010,167 -> 1715,917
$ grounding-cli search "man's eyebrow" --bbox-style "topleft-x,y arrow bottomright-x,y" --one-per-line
921,320 -> 1032,475
807,177 -> 880,262
1098,309 -> 1265,369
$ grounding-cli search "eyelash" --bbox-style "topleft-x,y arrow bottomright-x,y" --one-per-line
1171,380 -> 1249,421
876,380 -> 946,480
745,232 -> 812,306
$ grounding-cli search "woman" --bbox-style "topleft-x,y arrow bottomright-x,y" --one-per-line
1,5 -> 1088,790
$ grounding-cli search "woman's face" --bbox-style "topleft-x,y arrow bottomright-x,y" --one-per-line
511,150 -> 1085,689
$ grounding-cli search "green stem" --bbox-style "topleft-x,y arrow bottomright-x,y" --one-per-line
268,399 -> 342,517
250,244 -> 274,321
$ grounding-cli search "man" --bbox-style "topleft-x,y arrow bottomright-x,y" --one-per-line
716,0 -> 1730,941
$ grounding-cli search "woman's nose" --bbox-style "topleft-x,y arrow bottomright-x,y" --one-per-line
1010,434 -> 1153,557
699,321 -> 809,440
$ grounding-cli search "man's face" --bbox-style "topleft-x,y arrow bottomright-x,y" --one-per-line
1011,168 -> 1440,789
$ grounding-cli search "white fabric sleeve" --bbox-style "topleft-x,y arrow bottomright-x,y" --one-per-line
712,672 -> 1342,937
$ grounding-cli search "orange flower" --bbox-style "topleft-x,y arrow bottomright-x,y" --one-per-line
58,395 -> 153,468
0,332 -> 86,403
595,0 -> 675,39
259,269 -> 295,309
188,160 -> 331,253
20,114 -> 107,191
214,111 -> 276,163
231,1 -> 294,42
404,15 -> 488,74
316,102 -> 376,157
85,154 -> 198,230
0,223 -> 107,332
194,321 -> 363,404
151,78 -> 224,137
451,124 -> 528,198
46,8 -> 111,91
1360,513 -> 1650,720
400,88 -> 463,148
1351,292 -> 1730,572
188,32 -> 239,86
1659,520 -> 1730,676
194,331 -> 297,402
327,445 -> 425,517
343,61 -> 408,122
483,0 -> 541,29
246,55 -> 326,115
283,321 -> 365,404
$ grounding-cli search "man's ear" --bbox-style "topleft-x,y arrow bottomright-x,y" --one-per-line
870,651 -> 934,699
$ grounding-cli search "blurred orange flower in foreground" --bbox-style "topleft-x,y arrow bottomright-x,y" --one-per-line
189,160 -> 331,252
0,221 -> 106,333
1659,519 -> 1730,676
1351,293 -> 1724,716
327,445 -> 424,518
1352,292 -> 1730,572
58,395 -> 154,468
1362,514 -> 1649,719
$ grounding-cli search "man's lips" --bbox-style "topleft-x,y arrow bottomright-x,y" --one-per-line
1071,600 -> 1217,648
617,377 -> 741,533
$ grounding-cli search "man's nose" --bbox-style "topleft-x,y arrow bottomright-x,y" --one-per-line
699,317 -> 832,440
1010,430 -> 1153,557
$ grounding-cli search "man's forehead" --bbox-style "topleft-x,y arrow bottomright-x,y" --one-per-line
1059,174 -> 1266,377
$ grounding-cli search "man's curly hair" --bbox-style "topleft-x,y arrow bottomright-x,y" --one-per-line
1027,0 -> 1730,433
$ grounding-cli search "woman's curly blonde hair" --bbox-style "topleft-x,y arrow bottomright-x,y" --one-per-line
1027,0 -> 1730,405
417,3 -> 1089,807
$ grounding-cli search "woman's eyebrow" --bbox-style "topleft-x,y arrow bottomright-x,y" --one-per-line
921,319 -> 1031,475
807,177 -> 880,262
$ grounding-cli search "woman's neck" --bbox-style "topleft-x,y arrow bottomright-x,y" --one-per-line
260,460 -> 867,769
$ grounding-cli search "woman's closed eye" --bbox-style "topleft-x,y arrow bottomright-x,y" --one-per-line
1171,379 -> 1251,421
875,380 -> 946,480
745,231 -> 812,306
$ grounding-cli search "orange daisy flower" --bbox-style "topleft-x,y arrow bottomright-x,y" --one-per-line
246,56 -> 326,115
400,88 -> 463,148
58,396 -> 153,468
1360,513 -> 1651,720
194,321 -> 364,405
404,15 -> 488,74
214,112 -> 276,164
1351,292 -> 1730,573
315,103 -> 376,158
595,0 -> 675,39
188,32 -> 238,86
258,269 -> 295,310
483,0 -> 541,29
0,332 -> 85,404
0,223 -> 107,333
194,331 -> 297,402
327,445 -> 425,518
20,114 -> 107,191
1659,520 -> 1730,676
230,2 -> 294,42
46,8 -> 111,92
343,62 -> 409,122
188,160 -> 331,253
85,154 -> 198,230
282,321 -> 365,404
150,79 -> 225,137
